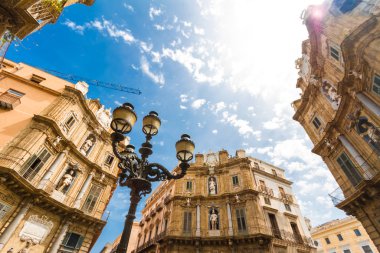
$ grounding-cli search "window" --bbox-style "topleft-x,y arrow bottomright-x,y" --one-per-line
183,212 -> 192,233
7,89 -> 24,97
62,232 -> 84,249
268,213 -> 281,238
312,116 -> 322,129
290,222 -> 303,243
63,115 -> 76,133
236,208 -> 247,232
20,148 -> 51,181
325,237 -> 331,244
186,181 -> 193,191
330,46 -> 340,61
354,229 -> 361,236
104,154 -> 114,166
82,184 -> 102,213
164,219 -> 168,231
362,245 -> 373,253
232,175 -> 239,186
272,169 -> 277,176
333,0 -> 362,13
155,224 -> 159,236
372,74 -> 380,95
343,250 -> 351,253
314,240 -> 319,247
337,234 -> 343,241
264,197 -> 271,205
0,202 -> 11,220
284,203 -> 292,212
253,162 -> 259,169
337,152 -> 362,186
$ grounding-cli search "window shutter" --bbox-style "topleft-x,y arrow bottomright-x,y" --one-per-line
75,235 -> 84,249
337,152 -> 362,186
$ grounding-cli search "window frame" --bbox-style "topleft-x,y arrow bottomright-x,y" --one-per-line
312,116 -> 322,130
284,203 -> 292,212
235,208 -> 247,232
0,201 -> 11,220
354,228 -> 362,236
185,180 -> 193,192
61,232 -> 84,250
20,147 -> 51,181
372,74 -> 380,96
337,152 -> 363,186
337,233 -> 344,241
183,211 -> 192,233
6,89 -> 25,97
82,184 -> 103,213
104,154 -> 115,167
232,175 -> 239,187
325,237 -> 331,244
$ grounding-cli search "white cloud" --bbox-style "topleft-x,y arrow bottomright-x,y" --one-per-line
180,94 -> 189,103
154,24 -> 165,31
149,7 -> 162,20
140,56 -> 165,86
221,111 -> 260,139
180,105 -> 187,110
194,26 -> 205,35
182,21 -> 192,27
123,3 -> 134,11
212,129 -> 218,134
89,19 -> 135,43
209,101 -> 226,114
191,99 -> 206,109
245,147 -> 256,155
63,20 -> 85,34
140,41 -> 153,52
263,117 -> 284,130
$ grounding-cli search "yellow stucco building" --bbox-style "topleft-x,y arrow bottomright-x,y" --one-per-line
311,216 -> 378,253
105,150 -> 316,253
0,59 -> 119,252
292,0 -> 380,249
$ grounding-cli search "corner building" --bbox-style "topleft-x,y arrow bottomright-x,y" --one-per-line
292,0 -> 380,248
0,59 -> 118,252
110,150 -> 315,253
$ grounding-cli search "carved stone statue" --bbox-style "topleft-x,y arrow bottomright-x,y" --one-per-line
209,177 -> 217,195
18,242 -> 30,253
209,209 -> 219,230
96,105 -> 112,128
53,136 -> 62,146
56,168 -> 75,192
80,135 -> 95,156
356,116 -> 380,155
186,198 -> 191,207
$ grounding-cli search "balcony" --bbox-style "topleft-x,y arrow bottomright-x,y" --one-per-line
329,187 -> 345,205
271,228 -> 312,246
135,231 -> 166,253
0,92 -> 21,109
279,193 -> 293,203
27,0 -> 64,25
257,185 -> 274,196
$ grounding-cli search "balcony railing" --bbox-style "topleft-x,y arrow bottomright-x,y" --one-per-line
27,0 -> 64,25
329,187 -> 345,205
135,231 -> 166,252
279,193 -> 293,203
271,228 -> 312,246
0,92 -> 21,109
257,185 -> 274,196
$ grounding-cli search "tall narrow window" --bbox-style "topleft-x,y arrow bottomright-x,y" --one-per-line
236,208 -> 247,232
268,213 -> 281,239
82,185 -> 102,213
330,46 -> 340,61
0,202 -> 11,220
337,234 -> 343,241
64,115 -> 76,133
337,152 -> 362,186
186,181 -> 193,191
21,148 -> 51,181
104,154 -> 114,166
183,212 -> 192,233
232,175 -> 239,186
164,219 -> 168,232
354,229 -> 361,236
372,74 -> 380,95
264,197 -> 271,205
290,222 -> 303,243
325,237 -> 331,244
155,224 -> 159,237
272,169 -> 277,176
312,116 -> 322,129
284,203 -> 291,212
62,232 -> 84,250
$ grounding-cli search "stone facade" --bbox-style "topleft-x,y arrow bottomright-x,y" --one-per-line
311,216 -> 378,253
107,150 -> 316,253
0,59 -> 118,252
292,0 -> 380,249
0,0 -> 93,40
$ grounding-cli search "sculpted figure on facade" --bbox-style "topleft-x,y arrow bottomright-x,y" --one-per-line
80,135 -> 95,156
295,54 -> 311,83
56,167 -> 76,192
356,116 -> 380,155
321,80 -> 341,109
208,177 -> 217,195
52,136 -> 62,146
96,105 -> 112,129
209,208 -> 219,230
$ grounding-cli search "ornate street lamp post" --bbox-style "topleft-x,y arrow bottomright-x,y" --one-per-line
110,103 -> 195,253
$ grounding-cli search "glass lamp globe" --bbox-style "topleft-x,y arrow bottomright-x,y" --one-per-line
175,134 -> 195,162
142,111 -> 161,136
111,103 -> 137,134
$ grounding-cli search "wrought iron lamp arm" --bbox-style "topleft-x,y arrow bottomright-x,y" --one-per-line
145,162 -> 190,181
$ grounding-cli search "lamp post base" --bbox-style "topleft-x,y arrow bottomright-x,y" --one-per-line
116,178 -> 152,253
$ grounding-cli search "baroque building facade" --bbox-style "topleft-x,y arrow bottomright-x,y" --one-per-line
0,59 -> 118,252
311,216 -> 378,253
106,150 -> 315,253
292,0 -> 380,249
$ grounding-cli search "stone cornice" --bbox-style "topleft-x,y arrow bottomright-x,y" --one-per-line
33,115 -> 117,181
251,168 -> 293,185
0,69 -> 62,96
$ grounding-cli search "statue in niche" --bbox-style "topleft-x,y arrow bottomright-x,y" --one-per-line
209,208 -> 219,230
56,166 -> 77,193
80,135 -> 95,156
356,116 -> 380,155
96,105 -> 112,128
321,81 -> 341,109
53,136 -> 62,146
208,177 -> 217,195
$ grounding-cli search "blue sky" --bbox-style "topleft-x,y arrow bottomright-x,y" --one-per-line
7,0 -> 346,251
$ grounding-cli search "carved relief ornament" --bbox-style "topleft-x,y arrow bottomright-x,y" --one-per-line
19,215 -> 54,244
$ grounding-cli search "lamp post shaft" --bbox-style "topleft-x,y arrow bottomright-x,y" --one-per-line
116,188 -> 141,253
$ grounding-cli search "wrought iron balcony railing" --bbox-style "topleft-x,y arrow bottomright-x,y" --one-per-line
279,193 -> 294,203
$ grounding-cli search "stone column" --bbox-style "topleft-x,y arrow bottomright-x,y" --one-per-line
48,221 -> 70,253
196,204 -> 201,237
338,135 -> 373,178
73,170 -> 95,208
356,93 -> 380,116
38,150 -> 68,189
226,202 -> 233,236
0,200 -> 30,250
